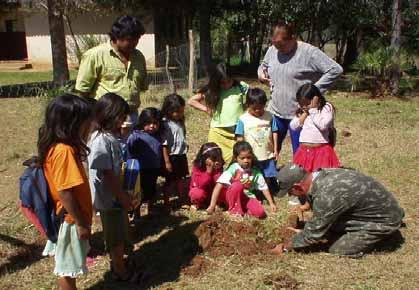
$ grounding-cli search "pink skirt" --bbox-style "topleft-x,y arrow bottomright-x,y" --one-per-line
293,144 -> 340,172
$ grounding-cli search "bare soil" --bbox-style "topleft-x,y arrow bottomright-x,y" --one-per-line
193,214 -> 272,258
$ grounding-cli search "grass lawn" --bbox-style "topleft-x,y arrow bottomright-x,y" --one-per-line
0,84 -> 418,290
0,70 -> 78,86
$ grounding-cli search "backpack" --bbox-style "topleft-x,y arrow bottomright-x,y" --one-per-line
19,157 -> 64,243
121,158 -> 142,208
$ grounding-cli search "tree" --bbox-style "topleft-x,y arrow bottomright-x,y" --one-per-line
390,0 -> 402,95
47,0 -> 70,84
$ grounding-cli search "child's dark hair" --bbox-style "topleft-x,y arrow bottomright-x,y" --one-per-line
138,107 -> 161,131
246,87 -> 267,107
38,94 -> 93,165
231,141 -> 258,167
197,63 -> 241,111
161,94 -> 186,121
296,83 -> 327,110
193,142 -> 225,171
109,15 -> 145,41
94,93 -> 129,132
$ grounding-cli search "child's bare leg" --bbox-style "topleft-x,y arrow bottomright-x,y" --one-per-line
164,180 -> 176,210
58,277 -> 76,290
110,243 -> 128,278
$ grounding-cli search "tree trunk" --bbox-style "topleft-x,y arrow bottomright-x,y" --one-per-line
47,0 -> 69,84
343,32 -> 359,71
199,1 -> 212,71
390,0 -> 402,96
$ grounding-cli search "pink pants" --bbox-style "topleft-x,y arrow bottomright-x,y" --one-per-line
222,181 -> 266,218
189,187 -> 211,209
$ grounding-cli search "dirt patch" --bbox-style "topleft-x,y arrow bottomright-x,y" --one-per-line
181,255 -> 212,277
263,273 -> 299,290
194,213 -> 271,257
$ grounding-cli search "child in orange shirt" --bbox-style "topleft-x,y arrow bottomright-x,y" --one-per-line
39,94 -> 94,290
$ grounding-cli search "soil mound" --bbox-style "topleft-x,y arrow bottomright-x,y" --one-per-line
194,213 -> 271,257
181,255 -> 211,277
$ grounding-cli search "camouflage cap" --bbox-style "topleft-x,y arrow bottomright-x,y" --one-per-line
277,164 -> 308,197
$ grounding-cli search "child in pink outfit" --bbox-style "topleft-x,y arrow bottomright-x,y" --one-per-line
189,143 -> 224,209
207,141 -> 277,218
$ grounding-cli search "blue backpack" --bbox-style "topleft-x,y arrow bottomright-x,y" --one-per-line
121,158 -> 142,206
19,157 -> 64,243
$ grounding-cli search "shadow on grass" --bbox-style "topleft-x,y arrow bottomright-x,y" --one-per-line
0,233 -> 44,277
87,214 -> 203,290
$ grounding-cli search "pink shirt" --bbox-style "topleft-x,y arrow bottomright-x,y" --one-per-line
190,166 -> 222,194
290,102 -> 334,144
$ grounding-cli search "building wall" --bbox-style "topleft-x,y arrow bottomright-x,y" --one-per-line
24,12 -> 155,67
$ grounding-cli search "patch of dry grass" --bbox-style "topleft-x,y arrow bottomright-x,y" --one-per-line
0,86 -> 418,290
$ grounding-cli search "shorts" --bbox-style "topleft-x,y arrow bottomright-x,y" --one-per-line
99,207 -> 130,252
164,154 -> 189,181
258,158 -> 277,178
54,222 -> 90,277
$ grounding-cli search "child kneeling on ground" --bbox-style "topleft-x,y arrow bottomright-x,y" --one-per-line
189,142 -> 224,209
207,141 -> 277,218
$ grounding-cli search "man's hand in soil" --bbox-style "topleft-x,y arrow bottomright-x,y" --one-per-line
271,240 -> 293,255
286,227 -> 302,234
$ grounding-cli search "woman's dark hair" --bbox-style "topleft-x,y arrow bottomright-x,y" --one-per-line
138,107 -> 161,131
274,21 -> 296,39
193,142 -> 225,171
109,15 -> 145,41
94,93 -> 129,132
197,63 -> 241,111
161,93 -> 186,121
296,83 -> 327,110
37,94 -> 93,165
246,87 -> 267,107
231,141 -> 258,167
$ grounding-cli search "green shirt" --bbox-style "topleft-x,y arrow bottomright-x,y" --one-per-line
217,162 -> 268,198
210,81 -> 249,128
75,42 -> 148,108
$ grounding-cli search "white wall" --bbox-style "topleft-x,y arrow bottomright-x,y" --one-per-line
24,12 -> 155,67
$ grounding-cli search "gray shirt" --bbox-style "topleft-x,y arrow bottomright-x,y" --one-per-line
88,131 -> 123,210
161,119 -> 188,155
258,42 -> 343,119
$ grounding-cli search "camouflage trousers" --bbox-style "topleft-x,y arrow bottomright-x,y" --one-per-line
328,222 -> 400,257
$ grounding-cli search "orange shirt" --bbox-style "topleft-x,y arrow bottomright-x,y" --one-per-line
43,143 -> 92,225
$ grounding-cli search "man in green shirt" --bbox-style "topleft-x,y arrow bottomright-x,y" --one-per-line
272,164 -> 404,257
75,15 -> 148,126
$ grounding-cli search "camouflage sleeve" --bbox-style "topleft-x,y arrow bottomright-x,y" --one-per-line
291,187 -> 352,249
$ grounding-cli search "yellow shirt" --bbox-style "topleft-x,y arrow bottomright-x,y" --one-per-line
75,42 -> 148,108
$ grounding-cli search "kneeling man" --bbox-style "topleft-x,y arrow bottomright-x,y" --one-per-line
273,165 -> 404,257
